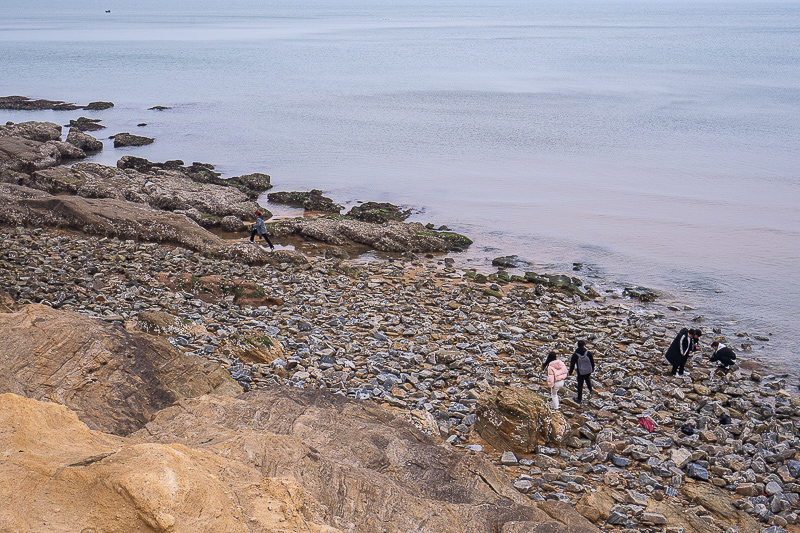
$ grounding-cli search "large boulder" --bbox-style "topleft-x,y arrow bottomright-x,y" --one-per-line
268,189 -> 343,213
0,136 -> 61,173
269,216 -> 472,253
113,132 -> 154,147
68,116 -> 105,131
475,386 -> 571,453
346,201 -> 411,223
66,127 -> 103,151
0,393 -> 339,533
0,120 -> 63,141
0,304 -> 241,435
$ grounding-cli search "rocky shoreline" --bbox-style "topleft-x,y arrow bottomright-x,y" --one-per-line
0,112 -> 798,532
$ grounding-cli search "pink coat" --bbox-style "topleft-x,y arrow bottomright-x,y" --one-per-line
547,360 -> 568,388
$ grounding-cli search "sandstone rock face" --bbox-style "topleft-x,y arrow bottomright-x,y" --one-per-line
475,386 -> 571,453
0,393 -> 339,533
66,127 -> 103,152
135,388 -> 587,533
682,483 -> 761,532
0,183 -> 273,264
0,304 -> 241,435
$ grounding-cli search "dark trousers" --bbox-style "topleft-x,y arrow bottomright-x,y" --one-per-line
577,374 -> 593,403
671,356 -> 689,376
250,229 -> 274,248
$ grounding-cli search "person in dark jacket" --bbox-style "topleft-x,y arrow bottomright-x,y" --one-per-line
709,341 -> 736,377
568,340 -> 594,405
249,210 -> 274,250
666,328 -> 693,376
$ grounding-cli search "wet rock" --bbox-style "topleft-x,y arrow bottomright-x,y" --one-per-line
84,101 -> 114,110
268,189 -> 342,213
347,201 -> 411,223
68,116 -> 105,132
0,95 -> 81,111
492,255 -> 530,269
66,127 -> 103,152
623,286 -> 659,302
113,132 -> 154,147
269,216 -> 471,253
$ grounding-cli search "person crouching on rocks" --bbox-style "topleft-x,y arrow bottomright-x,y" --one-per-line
543,351 -> 568,410
249,210 -> 274,251
569,340 -> 594,405
709,340 -> 737,378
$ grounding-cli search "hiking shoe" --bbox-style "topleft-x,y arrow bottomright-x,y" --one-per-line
270,246 -> 275,251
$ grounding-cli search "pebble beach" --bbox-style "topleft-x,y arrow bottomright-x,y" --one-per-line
2,221 -> 799,532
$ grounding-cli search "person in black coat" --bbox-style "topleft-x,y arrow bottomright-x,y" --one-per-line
568,340 -> 595,404
665,327 -> 692,376
709,341 -> 736,376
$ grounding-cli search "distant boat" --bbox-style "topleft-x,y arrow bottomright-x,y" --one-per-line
105,10 -> 111,13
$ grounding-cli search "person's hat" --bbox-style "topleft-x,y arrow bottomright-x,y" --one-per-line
255,210 -> 262,216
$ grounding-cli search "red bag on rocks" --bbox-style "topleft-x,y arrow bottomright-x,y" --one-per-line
637,417 -> 655,433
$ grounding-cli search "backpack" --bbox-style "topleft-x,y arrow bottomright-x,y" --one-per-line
577,350 -> 592,375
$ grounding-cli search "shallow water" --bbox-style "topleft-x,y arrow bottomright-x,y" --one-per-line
2,0 -> 799,373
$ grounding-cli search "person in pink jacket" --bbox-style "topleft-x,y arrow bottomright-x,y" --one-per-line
542,351 -> 568,410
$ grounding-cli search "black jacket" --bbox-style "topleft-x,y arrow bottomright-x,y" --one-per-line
569,348 -> 595,376
710,346 -> 736,366
665,328 -> 689,366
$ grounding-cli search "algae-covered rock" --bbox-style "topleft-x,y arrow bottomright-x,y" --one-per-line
347,201 -> 411,223
624,286 -> 659,302
84,101 -> 114,110
68,116 -> 105,131
492,255 -> 530,268
113,132 -> 154,147
268,189 -> 343,213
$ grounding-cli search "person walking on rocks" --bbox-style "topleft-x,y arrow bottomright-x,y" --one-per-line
249,210 -> 274,251
709,340 -> 736,377
543,351 -> 568,410
568,340 -> 594,405
665,327 -> 691,376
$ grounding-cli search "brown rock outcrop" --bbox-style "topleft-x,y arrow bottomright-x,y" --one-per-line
135,388 -> 593,533
0,393 -> 339,533
475,386 -> 571,453
681,483 -> 761,532
0,183 -> 276,264
0,304 -> 241,435
0,136 -> 61,173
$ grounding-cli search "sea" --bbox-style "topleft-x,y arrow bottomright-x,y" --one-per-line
2,0 -> 799,377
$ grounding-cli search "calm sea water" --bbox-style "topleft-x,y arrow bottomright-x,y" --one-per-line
2,0 -> 799,374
